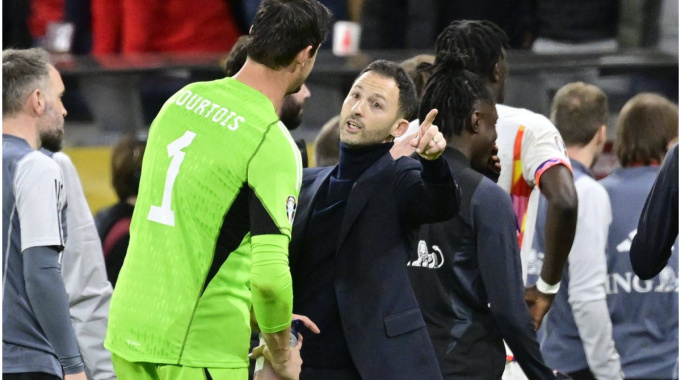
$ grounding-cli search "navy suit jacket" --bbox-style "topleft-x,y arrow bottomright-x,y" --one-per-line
290,153 -> 459,380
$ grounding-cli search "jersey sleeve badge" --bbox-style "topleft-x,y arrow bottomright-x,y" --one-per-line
286,196 -> 297,225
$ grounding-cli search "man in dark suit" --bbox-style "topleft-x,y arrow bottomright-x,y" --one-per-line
289,60 -> 459,380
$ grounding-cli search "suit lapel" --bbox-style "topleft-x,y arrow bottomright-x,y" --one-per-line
290,166 -> 335,257
336,153 -> 394,251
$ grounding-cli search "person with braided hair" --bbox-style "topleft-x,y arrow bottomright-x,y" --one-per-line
408,51 -> 562,380
435,20 -> 578,330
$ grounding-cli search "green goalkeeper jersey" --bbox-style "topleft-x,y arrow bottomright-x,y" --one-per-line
105,78 -> 302,368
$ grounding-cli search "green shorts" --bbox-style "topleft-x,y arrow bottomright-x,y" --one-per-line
112,354 -> 248,380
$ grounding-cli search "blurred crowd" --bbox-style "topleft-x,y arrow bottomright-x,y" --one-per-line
2,0 -> 675,55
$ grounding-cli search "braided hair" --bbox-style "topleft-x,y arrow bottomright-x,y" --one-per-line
435,20 -> 509,82
418,51 -> 494,141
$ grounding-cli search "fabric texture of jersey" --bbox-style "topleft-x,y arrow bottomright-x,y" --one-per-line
530,160 -> 622,378
105,77 -> 302,369
2,135 -> 67,377
495,104 -> 571,283
600,166 -> 679,379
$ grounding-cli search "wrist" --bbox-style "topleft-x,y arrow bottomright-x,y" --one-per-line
536,277 -> 561,294
268,346 -> 292,363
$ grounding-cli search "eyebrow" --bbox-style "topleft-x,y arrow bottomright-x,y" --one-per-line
353,85 -> 387,102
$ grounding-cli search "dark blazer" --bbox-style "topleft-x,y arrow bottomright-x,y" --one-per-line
290,153 -> 459,380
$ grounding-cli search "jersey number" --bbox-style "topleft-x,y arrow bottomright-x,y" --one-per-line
148,131 -> 196,226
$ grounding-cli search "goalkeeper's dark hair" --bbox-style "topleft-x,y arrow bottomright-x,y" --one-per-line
419,51 -> 494,140
435,20 -> 509,82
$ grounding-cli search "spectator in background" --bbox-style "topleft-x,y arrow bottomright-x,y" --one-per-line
436,20 -> 578,329
531,82 -> 622,380
225,35 -> 312,167
3,47 -> 86,380
314,115 -> 341,166
399,54 -> 435,101
630,143 -> 679,280
391,54 -> 434,159
600,93 -> 678,380
91,0 -> 240,54
530,0 -> 619,53
360,0 -> 535,49
410,51 -> 558,380
94,133 -> 146,288
43,145 -> 117,380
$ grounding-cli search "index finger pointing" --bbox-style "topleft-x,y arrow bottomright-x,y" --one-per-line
420,109 -> 438,137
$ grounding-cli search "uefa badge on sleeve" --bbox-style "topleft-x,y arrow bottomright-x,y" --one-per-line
286,196 -> 297,225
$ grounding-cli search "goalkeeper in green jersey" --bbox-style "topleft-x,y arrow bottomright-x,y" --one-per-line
105,1 -> 332,379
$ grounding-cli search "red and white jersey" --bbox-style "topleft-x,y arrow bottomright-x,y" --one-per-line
495,104 -> 572,282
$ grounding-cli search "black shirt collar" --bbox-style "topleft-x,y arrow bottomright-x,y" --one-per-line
337,142 -> 393,180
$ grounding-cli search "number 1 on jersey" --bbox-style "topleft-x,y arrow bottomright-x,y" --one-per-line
148,131 -> 196,226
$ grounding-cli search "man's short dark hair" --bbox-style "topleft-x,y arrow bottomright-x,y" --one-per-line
112,133 -> 147,201
358,60 -> 418,121
3,48 -> 50,117
435,20 -> 509,82
551,82 -> 609,147
224,36 -> 250,76
248,0 -> 332,69
616,93 -> 678,167
419,51 -> 494,140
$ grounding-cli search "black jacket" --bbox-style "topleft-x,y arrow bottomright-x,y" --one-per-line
290,153 -> 459,380
409,148 -> 555,380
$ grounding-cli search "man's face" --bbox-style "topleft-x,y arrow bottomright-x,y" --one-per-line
38,65 -> 67,152
280,84 -> 311,130
470,101 -> 498,172
339,71 -> 403,148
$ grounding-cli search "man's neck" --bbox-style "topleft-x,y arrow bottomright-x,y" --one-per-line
448,141 -> 473,163
486,82 -> 503,104
566,145 -> 595,169
2,115 -> 39,150
233,60 -> 291,114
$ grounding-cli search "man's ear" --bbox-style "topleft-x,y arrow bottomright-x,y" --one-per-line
469,111 -> 481,133
492,62 -> 502,84
28,89 -> 45,116
296,45 -> 314,66
391,119 -> 410,139
596,124 -> 607,146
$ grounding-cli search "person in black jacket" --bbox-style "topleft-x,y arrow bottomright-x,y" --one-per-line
630,143 -> 679,280
289,60 -> 459,380
408,51 -> 559,380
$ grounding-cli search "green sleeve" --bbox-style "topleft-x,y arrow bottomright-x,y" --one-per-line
248,122 -> 301,332
251,234 -> 293,333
